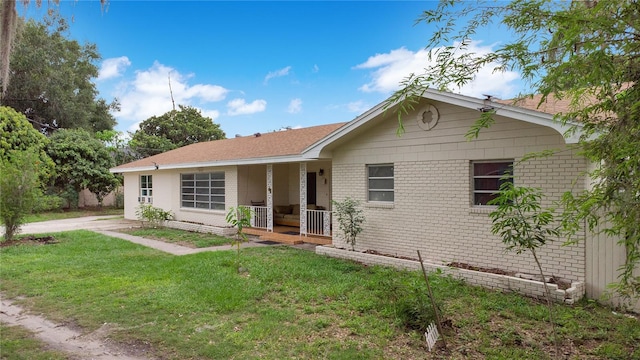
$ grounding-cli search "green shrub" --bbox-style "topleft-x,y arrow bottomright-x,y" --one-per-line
377,275 -> 436,332
59,186 -> 79,210
114,188 -> 124,209
32,194 -> 64,212
0,151 -> 42,241
332,197 -> 365,251
135,204 -> 173,228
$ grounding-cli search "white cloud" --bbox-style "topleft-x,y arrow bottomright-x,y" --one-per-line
111,61 -> 228,132
287,98 -> 302,114
355,42 -> 519,99
347,100 -> 369,114
200,109 -> 221,122
264,66 -> 292,84
227,98 -> 267,116
312,64 -> 319,73
97,56 -> 131,80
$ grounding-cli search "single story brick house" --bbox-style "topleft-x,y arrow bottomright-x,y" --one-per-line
111,89 -> 637,310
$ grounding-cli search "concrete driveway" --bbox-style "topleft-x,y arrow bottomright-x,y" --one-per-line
5,215 -> 300,255
14,216 -> 140,235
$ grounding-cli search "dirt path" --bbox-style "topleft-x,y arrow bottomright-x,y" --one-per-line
0,296 -> 152,360
1,216 -> 310,358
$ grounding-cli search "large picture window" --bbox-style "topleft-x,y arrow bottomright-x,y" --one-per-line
472,161 -> 513,206
368,164 -> 394,202
181,172 -> 225,210
140,175 -> 152,197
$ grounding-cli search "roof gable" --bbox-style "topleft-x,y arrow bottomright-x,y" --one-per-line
303,89 -> 583,158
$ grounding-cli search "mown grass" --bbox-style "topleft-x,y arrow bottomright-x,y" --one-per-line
23,207 -> 124,223
0,323 -> 68,360
1,230 -> 638,359
117,227 -> 233,248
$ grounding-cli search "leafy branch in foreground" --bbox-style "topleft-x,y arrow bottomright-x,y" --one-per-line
389,0 -> 640,298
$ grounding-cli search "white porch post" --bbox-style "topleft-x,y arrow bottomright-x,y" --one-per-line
299,162 -> 307,236
266,164 -> 273,232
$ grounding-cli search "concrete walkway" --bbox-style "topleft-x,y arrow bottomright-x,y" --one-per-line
13,216 -> 314,255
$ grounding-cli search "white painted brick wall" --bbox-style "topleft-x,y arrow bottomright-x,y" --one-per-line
331,100 -> 587,283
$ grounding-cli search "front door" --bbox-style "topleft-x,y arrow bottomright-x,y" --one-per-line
307,172 -> 317,205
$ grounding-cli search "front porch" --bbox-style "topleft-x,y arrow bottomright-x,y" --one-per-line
245,225 -> 332,246
237,161 -> 334,244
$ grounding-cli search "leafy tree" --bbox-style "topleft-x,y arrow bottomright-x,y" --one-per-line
0,150 -> 42,241
130,105 -> 225,158
489,181 -> 560,353
95,129 -> 136,166
2,11 -> 118,134
332,197 -> 365,251
0,0 -> 107,95
0,106 -> 55,181
390,0 -> 640,298
226,205 -> 252,271
46,128 -> 118,208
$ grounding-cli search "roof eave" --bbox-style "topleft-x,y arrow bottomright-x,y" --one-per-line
110,154 -> 313,173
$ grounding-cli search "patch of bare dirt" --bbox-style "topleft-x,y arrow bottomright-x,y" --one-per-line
0,296 -> 152,359
363,249 -> 419,261
0,235 -> 59,247
448,261 -> 516,276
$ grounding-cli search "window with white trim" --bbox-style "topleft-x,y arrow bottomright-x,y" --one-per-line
472,161 -> 513,206
367,164 -> 394,202
140,175 -> 152,197
181,172 -> 225,210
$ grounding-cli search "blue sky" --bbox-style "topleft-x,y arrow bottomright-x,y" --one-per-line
20,1 -> 520,138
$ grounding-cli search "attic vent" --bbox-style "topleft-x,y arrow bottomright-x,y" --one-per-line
416,104 -> 439,131
235,134 -> 242,138
254,132 -> 261,137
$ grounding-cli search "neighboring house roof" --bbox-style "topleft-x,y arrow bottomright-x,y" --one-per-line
111,123 -> 346,173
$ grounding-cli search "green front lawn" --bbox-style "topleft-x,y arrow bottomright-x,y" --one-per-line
1,230 -> 638,359
117,227 -> 234,248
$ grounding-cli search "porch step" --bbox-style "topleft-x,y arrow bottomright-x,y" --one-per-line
245,228 -> 304,245
301,236 -> 332,246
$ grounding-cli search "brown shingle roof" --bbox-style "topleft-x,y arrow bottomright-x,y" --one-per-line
113,122 -> 346,171
495,94 -> 574,115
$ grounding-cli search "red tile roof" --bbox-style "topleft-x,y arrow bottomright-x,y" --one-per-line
113,123 -> 346,171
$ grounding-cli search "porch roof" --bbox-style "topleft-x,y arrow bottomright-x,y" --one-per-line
111,123 -> 346,173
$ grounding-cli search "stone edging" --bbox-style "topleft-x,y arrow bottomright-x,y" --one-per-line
164,220 -> 236,236
316,246 -> 585,304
